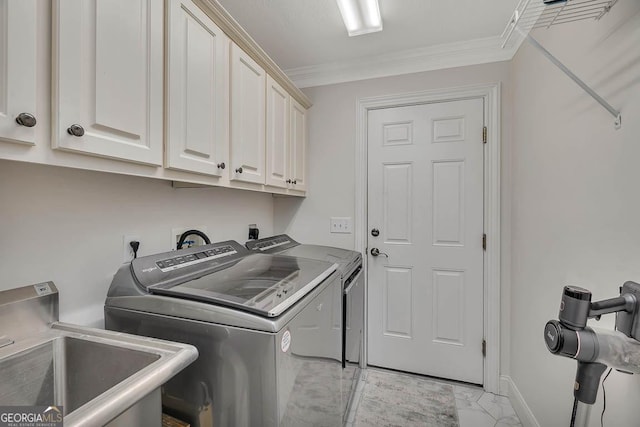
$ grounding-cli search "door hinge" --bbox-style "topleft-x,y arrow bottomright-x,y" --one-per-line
482,339 -> 486,357
482,234 -> 487,251
482,126 -> 487,144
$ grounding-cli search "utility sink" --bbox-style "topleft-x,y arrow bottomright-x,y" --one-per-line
1,336 -> 160,411
0,282 -> 198,427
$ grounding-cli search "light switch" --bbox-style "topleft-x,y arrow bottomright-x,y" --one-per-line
330,217 -> 352,234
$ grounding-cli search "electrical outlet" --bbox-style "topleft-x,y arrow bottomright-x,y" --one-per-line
123,235 -> 141,263
330,217 -> 352,234
171,226 -> 209,250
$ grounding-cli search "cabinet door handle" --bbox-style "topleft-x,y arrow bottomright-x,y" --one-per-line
286,179 -> 292,184
235,167 -> 243,173
67,124 -> 85,137
292,180 -> 297,185
217,162 -> 226,169
15,113 -> 37,128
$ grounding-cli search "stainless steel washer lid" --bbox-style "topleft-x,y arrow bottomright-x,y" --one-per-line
279,245 -> 361,277
149,253 -> 338,318
246,235 -> 362,277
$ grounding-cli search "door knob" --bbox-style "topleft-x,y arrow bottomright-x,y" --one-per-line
235,167 -> 243,173
217,162 -> 226,169
67,124 -> 85,137
371,228 -> 380,237
15,113 -> 36,127
370,248 -> 388,258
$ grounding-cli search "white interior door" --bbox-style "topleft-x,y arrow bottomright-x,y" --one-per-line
367,99 -> 485,384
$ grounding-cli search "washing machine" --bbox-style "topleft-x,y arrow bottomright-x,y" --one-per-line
105,240 -> 344,427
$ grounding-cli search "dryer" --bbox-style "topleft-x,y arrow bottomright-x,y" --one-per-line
246,235 -> 364,420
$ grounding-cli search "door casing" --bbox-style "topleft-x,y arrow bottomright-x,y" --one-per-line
355,83 -> 501,393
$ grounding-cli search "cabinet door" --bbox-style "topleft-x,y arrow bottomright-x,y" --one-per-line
265,75 -> 289,189
0,0 -> 37,145
52,0 -> 163,165
289,98 -> 308,192
230,43 -> 265,184
166,0 -> 229,176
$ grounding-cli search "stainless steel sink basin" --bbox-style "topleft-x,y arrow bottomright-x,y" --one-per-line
0,282 -> 198,427
0,336 -> 160,412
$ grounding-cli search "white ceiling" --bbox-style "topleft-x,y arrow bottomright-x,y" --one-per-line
217,0 -> 522,87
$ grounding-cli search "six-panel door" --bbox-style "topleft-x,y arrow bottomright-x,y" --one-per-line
367,99 -> 485,384
52,0 -> 163,165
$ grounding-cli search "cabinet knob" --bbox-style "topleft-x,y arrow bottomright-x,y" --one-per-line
292,180 -> 297,185
286,179 -> 292,184
235,167 -> 243,173
15,113 -> 37,128
67,124 -> 85,137
217,162 -> 226,169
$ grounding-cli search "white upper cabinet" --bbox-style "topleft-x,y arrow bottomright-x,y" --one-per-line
52,0 -> 163,165
229,42 -> 265,185
289,98 -> 307,192
265,75 -> 290,189
0,0 -> 37,145
166,0 -> 229,177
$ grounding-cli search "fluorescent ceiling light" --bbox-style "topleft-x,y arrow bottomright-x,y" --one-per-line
336,0 -> 383,37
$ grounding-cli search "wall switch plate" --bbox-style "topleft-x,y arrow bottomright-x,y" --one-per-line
330,217 -> 352,234
123,234 -> 141,263
171,226 -> 208,250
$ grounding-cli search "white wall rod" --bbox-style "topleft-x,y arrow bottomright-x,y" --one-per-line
520,29 -> 622,129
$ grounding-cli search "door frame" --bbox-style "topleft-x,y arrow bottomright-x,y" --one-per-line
355,83 -> 501,393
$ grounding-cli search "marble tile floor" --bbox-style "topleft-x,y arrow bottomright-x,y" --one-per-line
347,368 -> 522,427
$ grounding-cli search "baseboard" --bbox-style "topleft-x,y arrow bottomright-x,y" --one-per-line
500,375 -> 541,427
499,375 -> 510,396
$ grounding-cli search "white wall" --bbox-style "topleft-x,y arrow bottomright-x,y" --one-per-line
274,61 -> 514,376
509,1 -> 640,426
0,160 -> 274,328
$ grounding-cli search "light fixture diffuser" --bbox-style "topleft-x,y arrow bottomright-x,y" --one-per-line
335,0 -> 383,37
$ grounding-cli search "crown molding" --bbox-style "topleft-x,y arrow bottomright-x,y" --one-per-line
194,0 -> 313,108
285,36 -> 522,88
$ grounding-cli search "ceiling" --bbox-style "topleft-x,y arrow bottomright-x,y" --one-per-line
217,0 -> 522,87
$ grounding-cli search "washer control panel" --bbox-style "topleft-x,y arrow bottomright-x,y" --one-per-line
155,245 -> 237,272
131,240 -> 249,290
